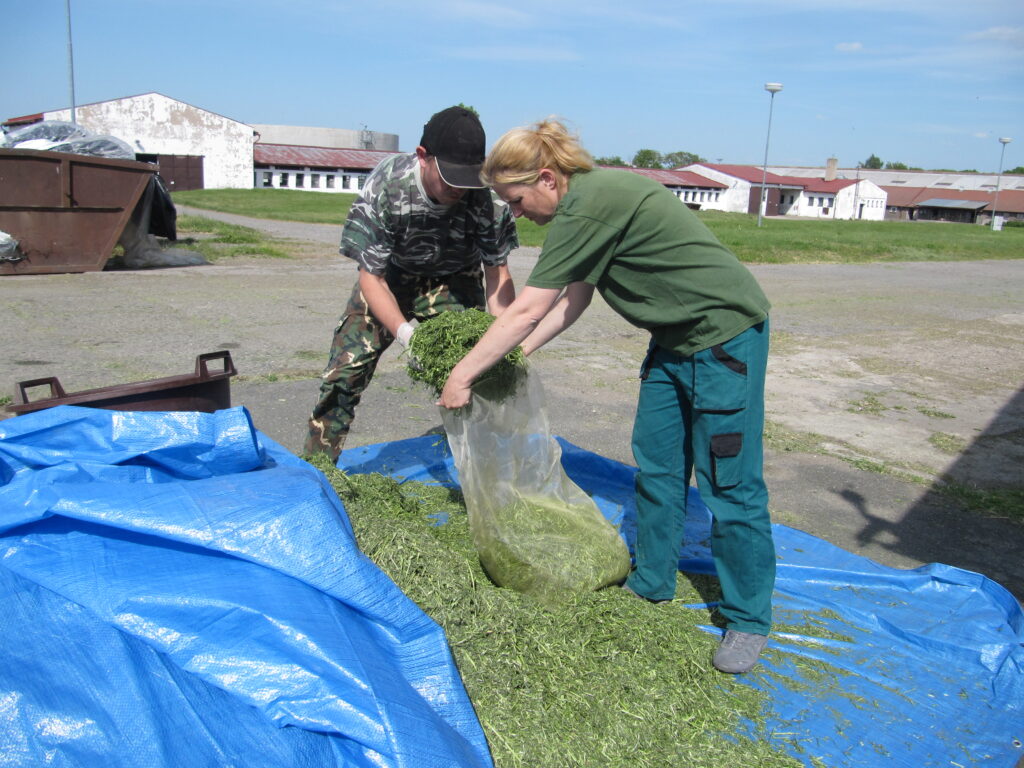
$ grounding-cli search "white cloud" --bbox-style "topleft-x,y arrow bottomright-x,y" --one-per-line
965,26 -> 1024,44
835,42 -> 864,52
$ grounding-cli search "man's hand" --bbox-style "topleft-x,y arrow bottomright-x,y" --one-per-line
396,320 -> 417,348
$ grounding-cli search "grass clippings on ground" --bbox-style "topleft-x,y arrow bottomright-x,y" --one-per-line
174,215 -> 290,261
305,454 -> 802,768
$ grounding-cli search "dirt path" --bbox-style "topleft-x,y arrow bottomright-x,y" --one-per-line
5,207 -> 1023,600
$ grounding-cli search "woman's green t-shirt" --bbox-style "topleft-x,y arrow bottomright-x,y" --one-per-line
526,169 -> 770,356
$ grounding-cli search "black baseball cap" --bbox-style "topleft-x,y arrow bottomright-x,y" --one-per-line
420,106 -> 486,189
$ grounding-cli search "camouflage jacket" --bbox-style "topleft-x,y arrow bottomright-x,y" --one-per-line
339,153 -> 518,276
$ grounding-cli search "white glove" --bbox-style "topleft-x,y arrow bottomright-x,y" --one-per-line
396,320 -> 417,348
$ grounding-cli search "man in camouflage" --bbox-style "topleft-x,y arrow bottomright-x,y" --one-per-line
304,106 -> 519,460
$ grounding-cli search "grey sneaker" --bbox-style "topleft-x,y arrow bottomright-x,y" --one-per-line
712,630 -> 768,674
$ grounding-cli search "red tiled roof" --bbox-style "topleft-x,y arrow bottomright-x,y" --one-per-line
613,166 -> 727,188
695,163 -> 793,185
254,143 -> 398,170
2,113 -> 44,128
881,186 -> 1024,213
786,177 -> 858,193
696,164 -> 859,192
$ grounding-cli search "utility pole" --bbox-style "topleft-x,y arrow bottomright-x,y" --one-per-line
66,0 -> 77,124
757,83 -> 783,227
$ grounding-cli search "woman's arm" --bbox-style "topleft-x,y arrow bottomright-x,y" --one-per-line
438,285 -> 562,409
520,281 -> 594,356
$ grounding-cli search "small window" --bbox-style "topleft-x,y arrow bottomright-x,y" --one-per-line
311,174 -> 320,188
326,175 -> 335,189
357,175 -> 366,190
342,174 -> 351,189
280,173 -> 289,187
296,173 -> 305,188
262,172 -> 272,188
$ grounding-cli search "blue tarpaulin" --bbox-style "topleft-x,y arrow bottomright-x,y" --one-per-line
340,434 -> 1024,768
1,405 -> 1022,767
0,406 -> 491,768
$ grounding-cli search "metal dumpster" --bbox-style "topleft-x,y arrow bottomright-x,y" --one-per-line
6,351 -> 237,415
0,147 -> 156,275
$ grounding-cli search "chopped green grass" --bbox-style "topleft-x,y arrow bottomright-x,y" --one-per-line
406,309 -> 525,397
938,484 -> 1024,524
928,432 -> 967,454
304,454 -> 803,768
174,215 -> 289,260
916,406 -> 955,420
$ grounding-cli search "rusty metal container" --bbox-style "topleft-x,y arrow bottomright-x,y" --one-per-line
6,352 -> 237,416
0,147 -> 156,275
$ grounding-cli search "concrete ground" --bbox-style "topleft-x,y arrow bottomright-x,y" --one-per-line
4,206 -> 1022,602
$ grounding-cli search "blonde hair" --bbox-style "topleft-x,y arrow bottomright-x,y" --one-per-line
481,119 -> 593,186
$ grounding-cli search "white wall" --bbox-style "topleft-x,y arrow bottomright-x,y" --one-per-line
254,166 -> 368,193
684,165 -> 888,220
47,93 -> 255,189
794,181 -> 886,220
252,124 -> 398,152
681,165 -> 752,213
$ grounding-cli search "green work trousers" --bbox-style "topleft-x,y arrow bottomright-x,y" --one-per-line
625,320 -> 775,635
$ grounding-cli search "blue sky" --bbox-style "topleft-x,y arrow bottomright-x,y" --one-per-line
3,0 -> 1022,172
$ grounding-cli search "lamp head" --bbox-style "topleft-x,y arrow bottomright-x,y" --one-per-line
765,82 -> 783,94
998,137 -> 1012,145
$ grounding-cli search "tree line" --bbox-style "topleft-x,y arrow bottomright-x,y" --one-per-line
588,148 -> 1024,175
593,150 -> 706,169
859,153 -> 1024,175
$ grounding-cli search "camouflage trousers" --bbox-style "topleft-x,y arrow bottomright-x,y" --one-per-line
303,264 -> 486,460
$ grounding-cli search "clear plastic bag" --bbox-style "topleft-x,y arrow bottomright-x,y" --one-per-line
1,120 -> 91,148
2,120 -> 134,159
441,367 -> 631,601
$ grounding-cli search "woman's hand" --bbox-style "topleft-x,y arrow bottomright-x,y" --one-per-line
437,374 -> 473,410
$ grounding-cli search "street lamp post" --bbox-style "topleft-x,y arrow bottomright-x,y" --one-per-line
66,0 -> 77,124
991,137 -> 1012,231
757,82 -> 783,227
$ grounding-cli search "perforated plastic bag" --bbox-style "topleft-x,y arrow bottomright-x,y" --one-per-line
441,368 -> 630,600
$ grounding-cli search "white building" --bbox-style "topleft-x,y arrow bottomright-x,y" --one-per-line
252,124 -> 397,152
769,165 -> 1024,195
682,162 -> 887,220
253,144 -> 396,193
3,93 -> 401,194
614,167 -> 728,207
35,92 -> 256,190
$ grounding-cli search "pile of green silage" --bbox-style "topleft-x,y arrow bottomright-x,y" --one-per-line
306,453 -> 801,768
406,308 -> 525,397
473,494 -> 630,601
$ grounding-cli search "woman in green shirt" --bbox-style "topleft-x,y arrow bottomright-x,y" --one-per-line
438,120 -> 775,674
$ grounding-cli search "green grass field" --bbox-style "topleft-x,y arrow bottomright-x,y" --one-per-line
173,188 -> 1024,262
